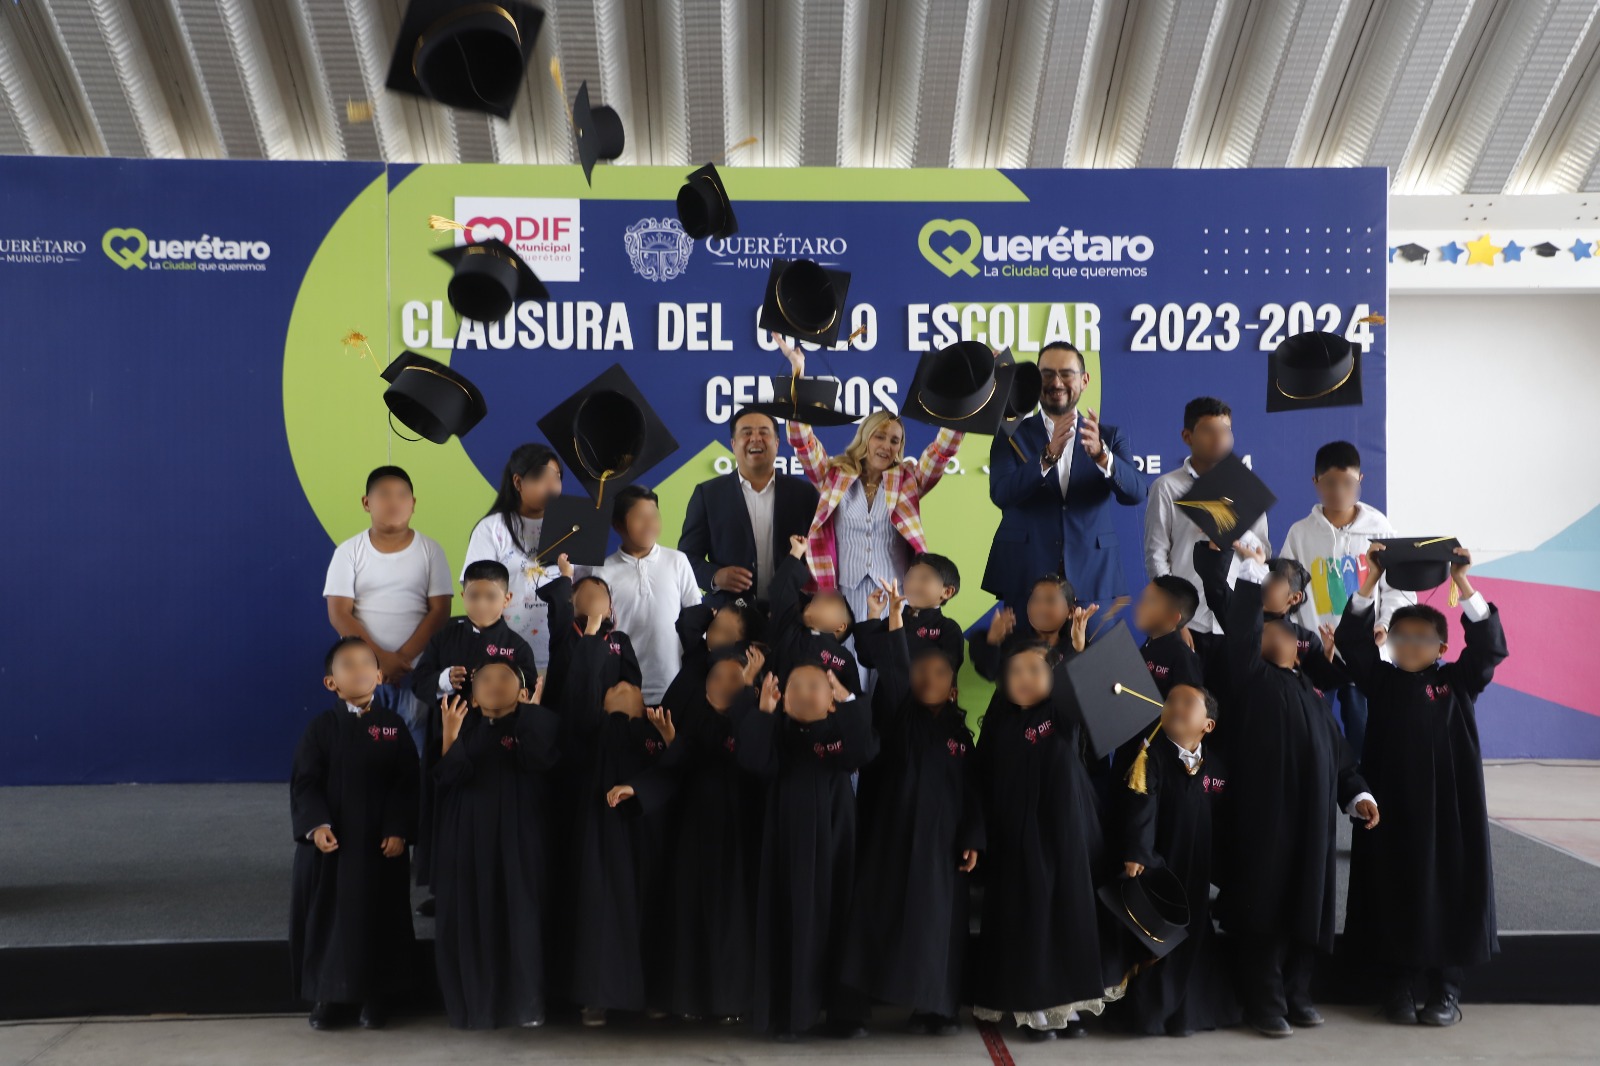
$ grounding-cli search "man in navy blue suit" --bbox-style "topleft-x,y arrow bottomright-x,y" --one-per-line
678,408 -> 820,606
982,341 -> 1145,625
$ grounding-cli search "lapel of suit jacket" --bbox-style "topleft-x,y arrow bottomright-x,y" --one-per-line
722,472 -> 759,561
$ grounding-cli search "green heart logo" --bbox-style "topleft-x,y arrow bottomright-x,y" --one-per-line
102,227 -> 148,270
918,218 -> 982,277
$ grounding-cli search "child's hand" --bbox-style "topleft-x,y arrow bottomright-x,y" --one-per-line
376,649 -> 410,683
958,849 -> 978,874
1319,623 -> 1338,663
758,673 -> 780,714
1353,797 -> 1380,830
1233,539 -> 1266,564
380,835 -> 405,859
606,784 -> 635,808
312,826 -> 339,854
440,695 -> 469,743
770,330 -> 805,376
1070,603 -> 1100,653
557,552 -> 574,581
1449,546 -> 1475,598
825,670 -> 852,706
647,706 -> 675,745
448,665 -> 468,689
789,534 -> 808,559
1124,860 -> 1145,878
583,611 -> 604,636
1365,542 -> 1386,574
530,672 -> 545,705
867,584 -> 888,620
886,578 -> 906,618
987,607 -> 1015,646
1373,625 -> 1387,647
741,647 -> 767,687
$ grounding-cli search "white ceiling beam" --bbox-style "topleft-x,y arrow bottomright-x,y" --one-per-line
33,0 -> 156,157
0,8 -> 79,155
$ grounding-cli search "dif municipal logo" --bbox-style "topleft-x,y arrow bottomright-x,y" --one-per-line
452,197 -> 581,282
101,226 -> 271,272
917,218 -> 1155,279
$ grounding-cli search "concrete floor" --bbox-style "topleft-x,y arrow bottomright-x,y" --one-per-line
3,1006 -> 1600,1065
1484,760 -> 1600,866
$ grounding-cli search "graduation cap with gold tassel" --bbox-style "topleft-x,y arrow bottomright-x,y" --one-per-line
341,330 -> 488,444
1123,718 -> 1165,796
1064,621 -> 1166,760
1174,453 -> 1277,549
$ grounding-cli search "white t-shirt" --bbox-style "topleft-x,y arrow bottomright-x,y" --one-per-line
462,513 -> 560,670
322,529 -> 453,659
591,545 -> 703,704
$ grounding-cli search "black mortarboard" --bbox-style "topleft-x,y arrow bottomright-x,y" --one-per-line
904,341 -> 1024,435
386,1 -> 544,119
1000,358 -> 1042,438
381,351 -> 488,443
758,258 -> 852,346
1370,537 -> 1462,592
534,493 -> 614,567
677,163 -> 737,240
1097,866 -> 1191,959
1533,241 -> 1561,258
537,363 -> 678,503
572,81 -> 625,186
433,238 -> 548,322
1064,621 -> 1167,760
1394,242 -> 1430,264
737,376 -> 862,428
1267,330 -> 1363,412
1174,453 -> 1277,549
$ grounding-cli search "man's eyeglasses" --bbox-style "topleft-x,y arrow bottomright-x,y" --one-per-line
1040,368 -> 1082,383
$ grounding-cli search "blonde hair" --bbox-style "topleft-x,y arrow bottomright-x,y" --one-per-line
832,410 -> 905,478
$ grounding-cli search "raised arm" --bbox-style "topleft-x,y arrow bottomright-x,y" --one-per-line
1335,557 -> 1387,696
1446,549 -> 1507,698
912,428 -> 964,495
1225,573 -> 1267,692
786,420 -> 831,487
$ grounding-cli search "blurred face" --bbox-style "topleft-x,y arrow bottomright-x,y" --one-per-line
463,579 -> 513,628
1387,619 -> 1448,673
783,665 -> 834,722
1004,649 -> 1054,708
324,644 -> 382,702
472,661 -> 524,712
363,476 -> 415,531
732,412 -> 779,480
706,606 -> 746,650
1134,582 -> 1180,635
864,420 -> 905,475
904,562 -> 954,610
1314,465 -> 1363,514
802,594 -> 851,640
1181,414 -> 1234,467
617,497 -> 661,551
513,459 -> 562,515
1027,582 -> 1072,636
574,579 -> 612,625
1161,684 -> 1215,749
604,681 -> 645,717
1261,620 -> 1299,668
705,658 -> 746,712
1262,574 -> 1300,615
910,654 -> 957,709
1038,348 -> 1087,417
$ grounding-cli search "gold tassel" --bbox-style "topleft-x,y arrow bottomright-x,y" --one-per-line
1175,497 -> 1238,534
341,330 -> 385,374
345,99 -> 373,123
1124,721 -> 1163,795
428,215 -> 469,232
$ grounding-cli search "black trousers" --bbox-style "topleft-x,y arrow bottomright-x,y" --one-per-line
1391,964 -> 1464,1002
1235,934 -> 1316,1020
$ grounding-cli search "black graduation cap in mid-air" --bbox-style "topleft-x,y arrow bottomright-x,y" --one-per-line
1174,453 -> 1277,550
1064,621 -> 1167,760
381,351 -> 488,444
1097,865 -> 1191,959
758,258 -> 852,346
1000,358 -> 1042,438
572,81 -> 625,185
1394,242 -> 1430,264
903,342 -> 1025,435
1532,241 -> 1561,258
534,493 -> 614,567
1267,330 -> 1364,412
677,163 -> 737,240
537,364 -> 678,503
1369,537 -> 1464,592
385,0 -> 544,119
433,238 -> 548,322
737,376 -> 862,428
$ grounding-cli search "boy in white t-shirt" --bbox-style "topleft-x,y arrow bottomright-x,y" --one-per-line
324,466 -> 453,752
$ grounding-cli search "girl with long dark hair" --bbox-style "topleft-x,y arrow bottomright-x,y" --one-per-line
461,444 -> 564,669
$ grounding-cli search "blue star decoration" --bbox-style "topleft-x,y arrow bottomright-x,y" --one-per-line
1572,239 -> 1593,261
1501,240 -> 1523,262
1440,241 -> 1464,263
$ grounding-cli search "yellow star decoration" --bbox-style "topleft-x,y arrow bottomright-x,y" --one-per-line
1465,233 -> 1502,266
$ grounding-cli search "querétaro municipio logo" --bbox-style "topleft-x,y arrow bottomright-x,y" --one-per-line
623,217 -> 693,282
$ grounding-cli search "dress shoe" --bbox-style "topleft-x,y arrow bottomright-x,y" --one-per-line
826,1020 -> 868,1039
1288,1004 -> 1324,1027
1166,1024 -> 1195,1038
904,1012 -> 932,1035
1418,994 -> 1462,1027
1250,1015 -> 1294,1038
307,1002 -> 340,1030
1383,990 -> 1418,1025
1063,1019 -> 1089,1038
930,1014 -> 962,1036
1022,1026 -> 1057,1042
358,999 -> 387,1029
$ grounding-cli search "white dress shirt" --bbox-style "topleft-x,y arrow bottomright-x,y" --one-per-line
739,473 -> 778,597
1171,737 -> 1204,774
592,544 -> 704,704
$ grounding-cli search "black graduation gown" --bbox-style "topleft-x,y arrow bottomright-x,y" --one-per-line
853,606 -> 965,671
967,630 -> 1076,683
409,617 -> 536,887
432,703 -> 561,1029
738,696 -> 878,1034
1109,739 -> 1240,1034
1213,579 -> 1368,951
1141,629 -> 1206,698
1192,542 -> 1346,695
289,705 -> 419,1005
769,554 -> 862,695
538,576 -> 644,713
841,625 -> 982,1017
1337,598 -> 1507,968
631,691 -> 766,1019
973,677 -> 1114,1014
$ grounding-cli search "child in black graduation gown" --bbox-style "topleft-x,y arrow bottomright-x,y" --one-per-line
851,552 -> 966,672
769,535 -> 862,695
841,578 -> 982,1035
290,636 -> 419,1031
739,662 -> 877,1039
1337,544 -> 1507,1028
408,560 -> 536,909
968,573 -> 1081,681
1133,575 -> 1207,698
1212,550 -> 1378,1038
431,659 -> 561,1030
1109,682 -> 1239,1037
538,554 -> 644,711
971,642 -> 1120,1041
623,645 -> 770,1024
660,597 -> 766,718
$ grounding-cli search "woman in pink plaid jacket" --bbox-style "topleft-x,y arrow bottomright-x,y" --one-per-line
773,334 -> 965,625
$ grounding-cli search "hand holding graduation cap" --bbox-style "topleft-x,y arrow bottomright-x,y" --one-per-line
556,553 -> 574,581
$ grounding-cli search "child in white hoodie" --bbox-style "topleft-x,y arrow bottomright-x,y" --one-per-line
1278,441 -> 1414,762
